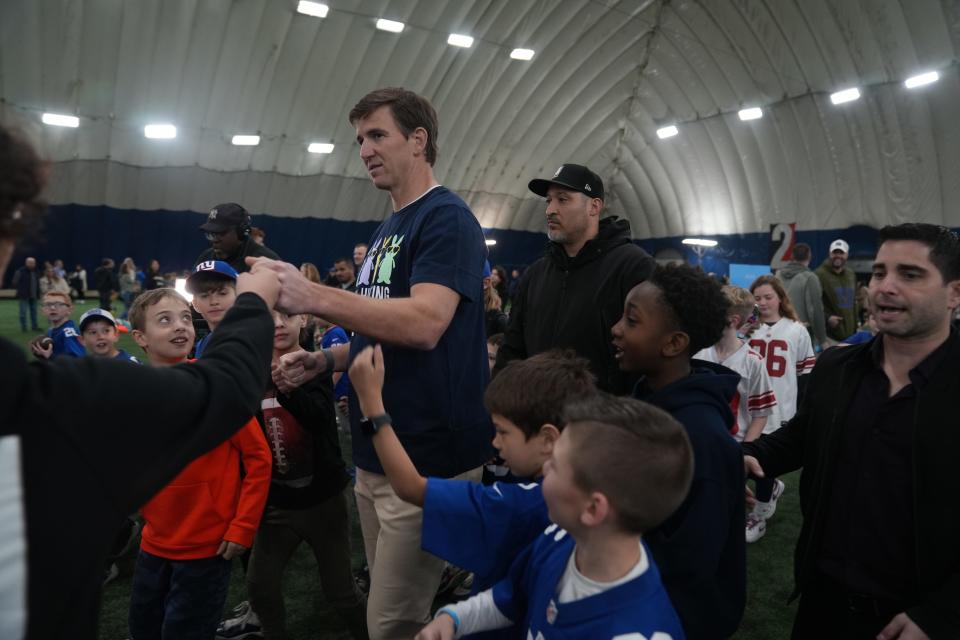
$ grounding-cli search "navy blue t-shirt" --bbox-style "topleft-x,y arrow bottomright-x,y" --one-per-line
348,186 -> 494,478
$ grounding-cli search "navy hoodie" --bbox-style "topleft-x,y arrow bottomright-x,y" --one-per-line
634,360 -> 746,640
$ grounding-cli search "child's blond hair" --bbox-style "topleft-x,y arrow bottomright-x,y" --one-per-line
721,285 -> 755,325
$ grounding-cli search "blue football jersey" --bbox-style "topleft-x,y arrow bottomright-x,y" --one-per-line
193,333 -> 212,358
114,349 -> 140,364
49,321 -> 85,358
492,525 -> 685,640
422,478 -> 548,594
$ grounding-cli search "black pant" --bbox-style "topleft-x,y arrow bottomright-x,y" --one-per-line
792,572 -> 911,639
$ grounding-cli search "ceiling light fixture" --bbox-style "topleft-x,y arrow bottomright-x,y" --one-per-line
232,135 -> 260,146
738,107 -> 763,121
376,18 -> 404,33
656,125 -> 679,139
144,124 -> 177,139
447,33 -> 474,48
830,87 -> 861,105
296,1 -> 328,18
681,238 -> 718,247
41,113 -> 79,128
510,48 -> 535,61
904,71 -> 939,89
308,142 -> 335,154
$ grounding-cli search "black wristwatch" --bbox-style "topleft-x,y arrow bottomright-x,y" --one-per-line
360,413 -> 393,436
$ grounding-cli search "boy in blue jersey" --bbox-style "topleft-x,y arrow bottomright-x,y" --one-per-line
611,264 -> 746,639
348,347 -> 597,604
187,260 -> 239,358
30,291 -> 85,358
78,308 -> 140,363
416,394 -> 693,640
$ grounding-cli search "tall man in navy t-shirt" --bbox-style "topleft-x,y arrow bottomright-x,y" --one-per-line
249,87 -> 492,640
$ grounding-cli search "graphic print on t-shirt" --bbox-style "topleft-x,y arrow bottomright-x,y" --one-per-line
357,234 -> 405,298
261,394 -> 315,488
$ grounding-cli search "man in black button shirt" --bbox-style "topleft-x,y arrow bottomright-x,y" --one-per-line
743,223 -> 960,640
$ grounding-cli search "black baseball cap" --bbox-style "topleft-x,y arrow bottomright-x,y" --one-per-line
528,164 -> 604,201
200,203 -> 250,233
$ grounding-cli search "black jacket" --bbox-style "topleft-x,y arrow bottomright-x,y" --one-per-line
92,265 -> 118,295
12,266 -> 39,300
637,363 -> 746,640
742,335 -> 960,638
264,373 -> 350,510
0,293 -> 273,639
195,237 -> 279,273
493,217 -> 654,394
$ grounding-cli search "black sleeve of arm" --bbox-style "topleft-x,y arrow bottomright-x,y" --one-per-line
493,272 -> 529,377
741,389 -> 811,479
61,292 -> 274,513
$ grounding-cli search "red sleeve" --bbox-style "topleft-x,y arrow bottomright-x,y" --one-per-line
223,418 -> 272,547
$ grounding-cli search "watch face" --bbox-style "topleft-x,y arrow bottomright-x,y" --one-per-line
360,418 -> 376,437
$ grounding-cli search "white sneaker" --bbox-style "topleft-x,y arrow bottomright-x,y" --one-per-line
753,479 -> 786,520
216,606 -> 262,639
745,512 -> 767,543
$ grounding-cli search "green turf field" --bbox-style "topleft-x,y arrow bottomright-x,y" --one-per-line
1,298 -> 799,639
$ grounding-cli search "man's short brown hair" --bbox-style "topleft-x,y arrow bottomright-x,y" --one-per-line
791,243 -> 811,263
129,288 -> 189,332
562,393 -> 693,534
349,87 -> 440,166
485,350 -> 597,439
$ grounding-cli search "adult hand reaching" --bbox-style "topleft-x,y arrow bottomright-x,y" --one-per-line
277,350 -> 324,389
245,257 -> 322,315
236,263 -> 281,310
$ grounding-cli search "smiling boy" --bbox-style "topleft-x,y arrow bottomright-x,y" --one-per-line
78,308 -> 139,363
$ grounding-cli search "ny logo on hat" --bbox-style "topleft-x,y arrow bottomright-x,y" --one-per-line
197,261 -> 216,271
584,184 -> 592,192
209,209 -> 218,220
553,166 -> 564,178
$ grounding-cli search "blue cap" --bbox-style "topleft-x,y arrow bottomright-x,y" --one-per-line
187,260 -> 238,293
78,308 -> 117,330
482,260 -> 492,278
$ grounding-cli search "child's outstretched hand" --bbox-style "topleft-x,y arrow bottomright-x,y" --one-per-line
415,613 -> 456,640
349,345 -> 386,417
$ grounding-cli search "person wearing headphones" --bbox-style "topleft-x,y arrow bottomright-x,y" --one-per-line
196,203 -> 279,273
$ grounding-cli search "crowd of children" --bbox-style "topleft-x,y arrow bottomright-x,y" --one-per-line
17,247 -> 861,640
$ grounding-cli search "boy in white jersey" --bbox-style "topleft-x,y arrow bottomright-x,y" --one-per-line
694,286 -> 776,443
745,275 -> 816,542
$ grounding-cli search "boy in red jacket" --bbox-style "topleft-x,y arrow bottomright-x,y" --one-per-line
126,289 -> 272,640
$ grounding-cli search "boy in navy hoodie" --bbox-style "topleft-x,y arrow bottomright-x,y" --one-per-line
610,263 -> 746,639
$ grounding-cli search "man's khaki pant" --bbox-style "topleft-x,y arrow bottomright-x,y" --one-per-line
355,466 -> 482,640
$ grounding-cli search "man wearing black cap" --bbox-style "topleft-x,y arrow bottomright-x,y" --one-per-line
196,203 -> 279,273
493,164 -> 655,394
